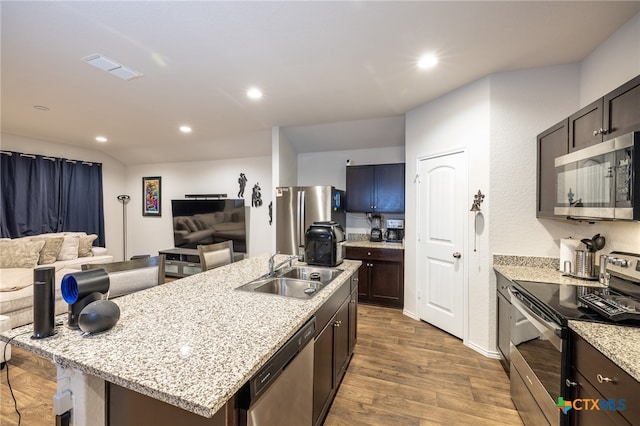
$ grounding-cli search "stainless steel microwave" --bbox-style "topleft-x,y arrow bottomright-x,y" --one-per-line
554,131 -> 639,221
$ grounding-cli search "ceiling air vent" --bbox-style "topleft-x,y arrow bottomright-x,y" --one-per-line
82,54 -> 144,81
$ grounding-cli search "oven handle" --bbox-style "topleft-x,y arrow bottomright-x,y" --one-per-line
508,288 -> 562,351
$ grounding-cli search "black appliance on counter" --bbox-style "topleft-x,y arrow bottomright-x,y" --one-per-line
384,219 -> 404,243
304,221 -> 345,267
370,214 -> 383,242
509,251 -> 640,425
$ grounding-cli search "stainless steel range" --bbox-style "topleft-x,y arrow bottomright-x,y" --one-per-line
509,251 -> 640,425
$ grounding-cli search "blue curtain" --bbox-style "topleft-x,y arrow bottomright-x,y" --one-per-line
0,151 -> 105,246
0,152 -> 62,237
60,160 -> 105,246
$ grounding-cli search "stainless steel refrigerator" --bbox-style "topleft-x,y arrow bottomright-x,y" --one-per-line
275,186 -> 346,255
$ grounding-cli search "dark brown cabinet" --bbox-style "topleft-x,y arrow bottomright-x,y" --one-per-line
569,74 -> 640,152
313,272 -> 358,426
346,163 -> 405,213
570,331 -> 639,426
346,246 -> 404,309
536,119 -> 568,218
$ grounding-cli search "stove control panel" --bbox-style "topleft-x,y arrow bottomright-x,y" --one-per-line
603,252 -> 640,282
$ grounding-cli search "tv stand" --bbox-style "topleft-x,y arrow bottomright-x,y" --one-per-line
159,248 -> 245,278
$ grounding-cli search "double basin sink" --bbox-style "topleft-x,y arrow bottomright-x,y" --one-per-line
237,266 -> 342,299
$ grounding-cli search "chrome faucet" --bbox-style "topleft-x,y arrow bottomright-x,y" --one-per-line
268,253 -> 298,276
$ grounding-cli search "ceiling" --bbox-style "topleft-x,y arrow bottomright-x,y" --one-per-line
2,1 -> 639,165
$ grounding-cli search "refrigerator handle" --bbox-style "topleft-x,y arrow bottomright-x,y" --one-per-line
298,190 -> 305,247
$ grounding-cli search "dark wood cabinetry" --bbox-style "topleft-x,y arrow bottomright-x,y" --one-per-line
346,246 -> 404,309
495,271 -> 512,375
346,163 -> 405,213
313,272 -> 358,426
570,331 -> 639,426
569,74 -> 640,152
536,119 -> 568,218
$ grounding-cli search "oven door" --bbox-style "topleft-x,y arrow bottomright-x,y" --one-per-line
509,288 -> 566,426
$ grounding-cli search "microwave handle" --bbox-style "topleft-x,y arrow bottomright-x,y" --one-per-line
508,288 -> 563,351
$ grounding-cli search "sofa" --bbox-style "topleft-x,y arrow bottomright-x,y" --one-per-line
0,232 -> 114,329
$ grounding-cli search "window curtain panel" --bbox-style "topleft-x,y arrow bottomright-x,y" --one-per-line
59,159 -> 106,247
1,151 -> 105,246
0,152 -> 62,237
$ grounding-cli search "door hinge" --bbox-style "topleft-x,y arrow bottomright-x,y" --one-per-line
414,174 -> 421,184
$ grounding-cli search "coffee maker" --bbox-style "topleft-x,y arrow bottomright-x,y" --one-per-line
370,214 -> 383,242
384,219 -> 404,243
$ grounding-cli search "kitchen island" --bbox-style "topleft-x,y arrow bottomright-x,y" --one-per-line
0,254 -> 361,425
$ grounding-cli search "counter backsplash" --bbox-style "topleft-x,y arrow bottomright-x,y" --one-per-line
493,254 -> 559,270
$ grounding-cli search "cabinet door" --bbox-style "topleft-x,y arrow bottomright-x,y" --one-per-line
348,288 -> 357,355
603,74 -> 640,140
537,119 -> 568,218
374,163 -> 405,213
370,260 -> 404,308
333,298 -> 351,382
356,261 -> 371,301
313,320 -> 335,426
345,166 -> 374,212
497,292 -> 511,365
571,370 -> 629,426
569,98 -> 604,151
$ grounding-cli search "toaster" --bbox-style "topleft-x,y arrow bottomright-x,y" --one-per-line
304,221 -> 345,267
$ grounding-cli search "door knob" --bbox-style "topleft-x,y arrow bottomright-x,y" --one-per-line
453,252 -> 462,259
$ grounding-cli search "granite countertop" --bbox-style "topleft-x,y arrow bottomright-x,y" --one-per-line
494,254 -> 640,382
0,254 -> 361,418
345,239 -> 404,250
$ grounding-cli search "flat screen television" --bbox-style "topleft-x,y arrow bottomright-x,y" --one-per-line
171,199 -> 247,252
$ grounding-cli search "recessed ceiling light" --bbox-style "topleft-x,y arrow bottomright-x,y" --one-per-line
246,87 -> 263,100
95,136 -> 108,143
33,105 -> 50,111
418,53 -> 438,70
179,125 -> 192,134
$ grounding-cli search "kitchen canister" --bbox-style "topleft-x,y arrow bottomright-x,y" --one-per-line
560,238 -> 581,273
574,250 -> 596,278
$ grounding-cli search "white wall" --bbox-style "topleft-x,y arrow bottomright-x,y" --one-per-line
405,78 -> 491,353
579,13 -> 640,106
0,133 -> 126,260
297,146 -> 405,233
125,156 -> 272,259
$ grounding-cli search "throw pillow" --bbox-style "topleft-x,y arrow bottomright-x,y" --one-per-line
57,234 -> 80,261
31,236 -> 64,265
0,268 -> 34,292
0,240 -> 46,268
78,234 -> 98,257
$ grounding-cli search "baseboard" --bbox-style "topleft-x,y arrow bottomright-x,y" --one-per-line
402,309 -> 419,321
464,340 -> 501,359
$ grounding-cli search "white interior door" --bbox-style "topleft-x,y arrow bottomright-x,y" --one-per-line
416,151 -> 466,339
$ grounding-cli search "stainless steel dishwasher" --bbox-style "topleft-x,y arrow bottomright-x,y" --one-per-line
241,317 -> 316,426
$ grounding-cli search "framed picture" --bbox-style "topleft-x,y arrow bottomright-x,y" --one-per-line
142,176 -> 161,216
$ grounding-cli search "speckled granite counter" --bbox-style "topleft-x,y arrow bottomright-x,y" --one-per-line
568,321 -> 640,382
0,255 -> 361,418
494,254 -> 640,383
344,240 -> 404,250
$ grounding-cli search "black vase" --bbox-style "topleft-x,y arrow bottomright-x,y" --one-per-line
33,267 -> 56,339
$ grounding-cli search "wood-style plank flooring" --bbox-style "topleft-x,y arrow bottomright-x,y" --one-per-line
324,304 -> 523,426
1,305 -> 522,426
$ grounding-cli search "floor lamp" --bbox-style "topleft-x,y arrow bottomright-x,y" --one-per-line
117,195 -> 130,260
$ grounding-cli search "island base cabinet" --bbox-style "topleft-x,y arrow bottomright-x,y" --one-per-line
107,383 -> 230,426
313,273 -> 358,426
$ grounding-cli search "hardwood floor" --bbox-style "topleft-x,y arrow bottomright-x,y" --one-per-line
0,305 -> 522,426
324,304 -> 523,426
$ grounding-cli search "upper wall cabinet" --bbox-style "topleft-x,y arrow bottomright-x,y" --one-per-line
537,119 -> 568,218
346,163 -> 405,213
569,74 -> 640,152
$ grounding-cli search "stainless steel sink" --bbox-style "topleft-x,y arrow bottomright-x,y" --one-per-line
277,266 -> 342,284
236,266 -> 342,299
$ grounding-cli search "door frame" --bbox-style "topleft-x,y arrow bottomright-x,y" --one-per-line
415,148 -> 469,342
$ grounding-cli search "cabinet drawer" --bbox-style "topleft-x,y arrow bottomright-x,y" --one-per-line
572,333 -> 639,425
345,246 -> 403,262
